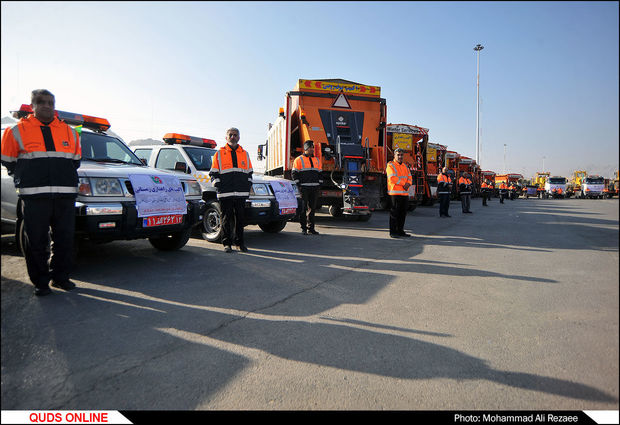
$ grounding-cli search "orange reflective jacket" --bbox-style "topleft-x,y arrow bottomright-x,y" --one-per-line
386,160 -> 412,196
1,114 -> 81,198
209,143 -> 253,198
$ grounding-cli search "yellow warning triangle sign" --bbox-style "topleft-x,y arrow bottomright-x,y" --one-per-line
332,91 -> 351,108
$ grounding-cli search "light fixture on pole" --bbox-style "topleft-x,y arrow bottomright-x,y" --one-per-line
474,43 -> 484,166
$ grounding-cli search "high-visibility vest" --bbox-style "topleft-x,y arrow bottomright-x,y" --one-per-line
499,183 -> 508,190
292,154 -> 322,187
386,160 -> 412,196
209,143 -> 253,199
437,173 -> 452,194
458,177 -> 472,194
1,114 -> 81,198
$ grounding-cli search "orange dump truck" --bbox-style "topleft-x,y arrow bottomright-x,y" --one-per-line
445,151 -> 460,199
385,123 -> 429,210
424,142 -> 448,204
260,79 -> 386,219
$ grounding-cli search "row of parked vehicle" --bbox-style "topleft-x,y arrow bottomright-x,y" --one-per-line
1,105 -> 302,257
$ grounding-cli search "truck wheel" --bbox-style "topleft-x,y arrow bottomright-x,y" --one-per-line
149,228 -> 191,251
258,220 -> 287,233
201,201 -> 223,243
329,205 -> 343,217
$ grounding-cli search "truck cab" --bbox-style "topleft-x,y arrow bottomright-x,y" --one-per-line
131,133 -> 301,243
581,175 -> 605,199
544,176 -> 567,198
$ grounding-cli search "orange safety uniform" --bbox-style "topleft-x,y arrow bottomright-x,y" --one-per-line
209,143 -> 253,199
386,160 -> 412,196
458,176 -> 472,194
437,172 -> 452,194
1,114 -> 81,198
292,154 -> 322,187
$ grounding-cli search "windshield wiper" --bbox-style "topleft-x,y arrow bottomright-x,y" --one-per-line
85,157 -> 141,165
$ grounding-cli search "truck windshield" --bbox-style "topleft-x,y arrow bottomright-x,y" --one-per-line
81,132 -> 144,166
183,146 -> 216,171
549,178 -> 566,184
585,177 -> 604,184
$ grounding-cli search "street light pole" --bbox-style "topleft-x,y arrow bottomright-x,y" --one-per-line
474,43 -> 484,166
542,156 -> 546,172
503,143 -> 507,174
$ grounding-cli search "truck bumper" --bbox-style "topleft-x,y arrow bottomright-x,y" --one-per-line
74,200 -> 203,242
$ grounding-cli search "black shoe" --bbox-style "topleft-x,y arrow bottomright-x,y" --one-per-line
465,211 -> 472,214
34,286 -> 52,296
445,214 -> 452,217
301,229 -> 308,235
399,232 -> 411,237
237,245 -> 248,252
224,246 -> 233,253
308,229 -> 319,235
389,234 -> 400,238
51,280 -> 75,291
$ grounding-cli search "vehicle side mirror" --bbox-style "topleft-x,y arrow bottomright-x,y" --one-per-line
174,162 -> 188,173
257,145 -> 264,161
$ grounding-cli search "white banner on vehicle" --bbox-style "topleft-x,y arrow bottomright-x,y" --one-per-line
269,181 -> 297,212
129,174 -> 187,217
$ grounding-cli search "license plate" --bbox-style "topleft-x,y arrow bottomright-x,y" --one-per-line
279,208 -> 296,215
143,215 -> 183,227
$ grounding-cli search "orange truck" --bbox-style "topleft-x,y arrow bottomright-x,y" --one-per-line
445,151 -> 460,199
260,79 -> 387,219
495,173 -> 523,199
385,123 -> 429,210
424,142 -> 448,204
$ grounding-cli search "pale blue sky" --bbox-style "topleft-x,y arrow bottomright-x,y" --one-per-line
2,1 -> 618,178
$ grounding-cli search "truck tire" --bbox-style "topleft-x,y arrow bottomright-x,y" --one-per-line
258,220 -> 287,233
329,204 -> 343,217
148,228 -> 191,251
201,201 -> 223,243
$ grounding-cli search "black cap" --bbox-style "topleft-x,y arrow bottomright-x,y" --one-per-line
303,140 -> 314,150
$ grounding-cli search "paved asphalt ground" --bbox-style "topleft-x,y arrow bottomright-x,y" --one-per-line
1,198 -> 618,411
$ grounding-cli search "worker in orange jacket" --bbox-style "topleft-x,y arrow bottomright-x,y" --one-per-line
498,182 -> 508,203
481,180 -> 491,206
1,89 -> 81,296
209,127 -> 253,253
292,140 -> 322,235
458,173 -> 473,213
386,148 -> 413,237
437,167 -> 452,217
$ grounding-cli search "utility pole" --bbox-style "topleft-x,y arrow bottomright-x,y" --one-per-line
503,143 -> 507,173
474,44 -> 484,165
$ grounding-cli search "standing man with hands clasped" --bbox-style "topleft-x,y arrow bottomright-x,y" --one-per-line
209,127 -> 253,253
386,148 -> 413,238
292,140 -> 322,235
1,89 -> 81,296
458,172 -> 473,213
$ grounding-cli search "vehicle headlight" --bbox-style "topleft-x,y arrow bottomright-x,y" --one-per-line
250,183 -> 270,196
79,177 -> 123,196
186,180 -> 202,196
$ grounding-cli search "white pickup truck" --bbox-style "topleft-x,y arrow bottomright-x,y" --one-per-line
131,134 -> 301,243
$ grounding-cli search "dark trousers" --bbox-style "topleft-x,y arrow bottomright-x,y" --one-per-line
482,191 -> 489,206
438,193 -> 451,216
22,197 -> 75,289
299,187 -> 319,231
500,191 -> 506,203
460,193 -> 471,212
389,195 -> 408,235
220,197 -> 246,247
